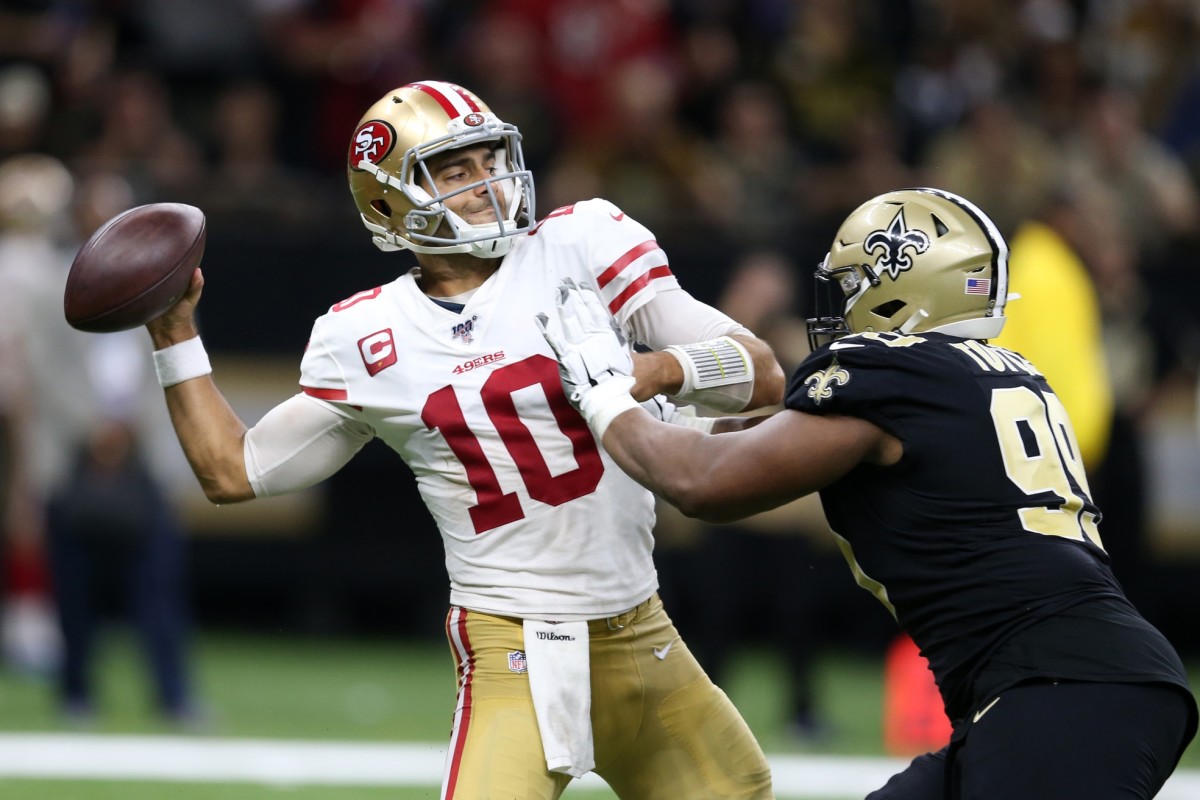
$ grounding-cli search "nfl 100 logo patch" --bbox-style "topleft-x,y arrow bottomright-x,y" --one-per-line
452,315 -> 478,343
508,650 -> 528,673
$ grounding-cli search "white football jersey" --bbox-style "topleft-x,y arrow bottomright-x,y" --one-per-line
299,200 -> 682,618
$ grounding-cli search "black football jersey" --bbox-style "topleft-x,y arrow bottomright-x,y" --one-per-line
787,331 -> 1191,721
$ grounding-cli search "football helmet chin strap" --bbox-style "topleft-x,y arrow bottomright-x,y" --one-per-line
536,279 -> 641,441
361,213 -> 518,257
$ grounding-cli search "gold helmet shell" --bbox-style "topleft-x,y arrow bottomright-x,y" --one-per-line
807,188 -> 1009,348
347,81 -> 534,258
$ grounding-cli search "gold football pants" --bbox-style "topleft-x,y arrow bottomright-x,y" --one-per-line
440,593 -> 774,799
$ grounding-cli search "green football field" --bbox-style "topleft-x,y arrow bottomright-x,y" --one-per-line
0,631 -> 1196,799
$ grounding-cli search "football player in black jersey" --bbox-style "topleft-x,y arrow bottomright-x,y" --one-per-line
538,188 -> 1197,800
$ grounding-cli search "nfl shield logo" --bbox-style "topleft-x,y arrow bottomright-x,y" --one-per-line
508,650 -> 528,673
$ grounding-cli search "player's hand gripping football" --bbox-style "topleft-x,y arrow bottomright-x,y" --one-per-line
536,279 -> 642,438
146,268 -> 204,348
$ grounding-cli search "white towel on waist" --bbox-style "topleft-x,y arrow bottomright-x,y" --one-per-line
523,619 -> 594,777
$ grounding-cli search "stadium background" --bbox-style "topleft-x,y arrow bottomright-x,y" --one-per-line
2,0 -> 1200,794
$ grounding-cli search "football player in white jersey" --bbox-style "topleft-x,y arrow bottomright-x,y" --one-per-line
144,80 -> 783,799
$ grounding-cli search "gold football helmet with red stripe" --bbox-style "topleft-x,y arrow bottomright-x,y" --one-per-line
348,81 -> 535,258
807,188 -> 1010,348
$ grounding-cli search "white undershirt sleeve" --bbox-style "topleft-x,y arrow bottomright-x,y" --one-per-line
625,287 -> 752,349
626,287 -> 758,412
243,393 -> 375,497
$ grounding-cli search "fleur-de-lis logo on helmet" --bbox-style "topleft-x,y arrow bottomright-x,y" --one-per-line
864,209 -> 930,280
804,361 -> 850,405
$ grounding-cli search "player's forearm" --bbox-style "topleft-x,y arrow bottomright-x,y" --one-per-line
600,410 -> 734,522
147,295 -> 254,503
630,350 -> 684,400
730,334 -> 785,410
630,334 -> 785,410
163,375 -> 255,504
710,414 -> 769,434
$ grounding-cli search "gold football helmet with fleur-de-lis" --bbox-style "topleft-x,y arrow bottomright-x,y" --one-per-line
807,188 -> 1010,349
347,81 -> 535,258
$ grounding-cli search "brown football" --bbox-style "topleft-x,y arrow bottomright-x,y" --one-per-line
64,202 -> 206,333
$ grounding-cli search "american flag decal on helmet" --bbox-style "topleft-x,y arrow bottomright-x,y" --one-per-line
965,277 -> 991,295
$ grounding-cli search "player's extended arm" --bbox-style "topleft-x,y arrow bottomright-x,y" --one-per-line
147,269 -> 371,505
538,280 -> 896,521
606,406 -> 886,522
146,269 -> 254,503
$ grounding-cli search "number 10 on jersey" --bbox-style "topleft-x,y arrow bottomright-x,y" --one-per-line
422,355 -> 604,533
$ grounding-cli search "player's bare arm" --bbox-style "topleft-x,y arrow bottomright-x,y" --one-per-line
146,268 -> 255,504
600,407 -> 896,523
538,278 -> 897,520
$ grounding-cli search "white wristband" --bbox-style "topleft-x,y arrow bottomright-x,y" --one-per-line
577,375 -> 641,441
153,336 -> 212,388
664,336 -> 754,413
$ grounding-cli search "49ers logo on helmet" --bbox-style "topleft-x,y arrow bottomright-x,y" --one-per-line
349,120 -> 396,171
463,112 -> 485,127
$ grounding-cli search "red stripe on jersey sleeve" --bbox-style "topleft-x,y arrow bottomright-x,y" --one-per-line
596,240 -> 662,289
608,265 -> 674,315
302,386 -> 349,401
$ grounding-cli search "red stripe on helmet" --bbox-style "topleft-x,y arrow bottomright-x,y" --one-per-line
409,82 -> 480,117
447,84 -> 482,112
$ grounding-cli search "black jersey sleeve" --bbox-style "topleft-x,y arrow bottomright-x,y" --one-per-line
786,331 -> 957,436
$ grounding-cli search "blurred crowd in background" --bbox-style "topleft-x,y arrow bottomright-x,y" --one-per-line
1,0 -> 1197,378
2,0 -> 1200,736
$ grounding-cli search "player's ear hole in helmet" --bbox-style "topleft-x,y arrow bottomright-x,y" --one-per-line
346,80 -> 536,259
807,187 -> 1010,350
